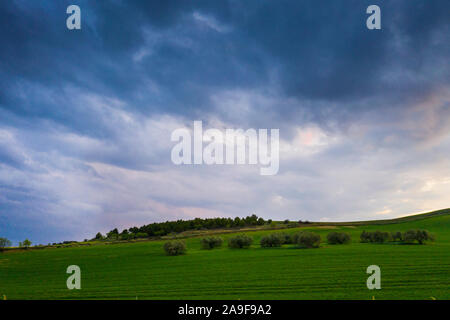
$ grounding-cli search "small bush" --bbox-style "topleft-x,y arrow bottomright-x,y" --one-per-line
201,237 -> 223,249
403,230 -> 416,243
370,231 -> 391,243
327,232 -> 351,244
228,234 -> 253,249
360,230 -> 390,243
282,233 -> 294,244
403,230 -> 434,244
294,231 -> 321,248
360,230 -> 371,243
163,240 -> 186,256
391,231 -> 403,242
260,233 -> 284,247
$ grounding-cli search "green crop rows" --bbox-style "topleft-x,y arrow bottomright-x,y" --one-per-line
1,212 -> 449,299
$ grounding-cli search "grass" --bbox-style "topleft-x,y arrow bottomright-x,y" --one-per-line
1,210 -> 449,300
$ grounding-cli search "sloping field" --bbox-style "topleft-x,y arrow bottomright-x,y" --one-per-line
314,208 -> 450,226
1,210 -> 449,300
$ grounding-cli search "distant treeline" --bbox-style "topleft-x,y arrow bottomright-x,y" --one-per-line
95,214 -> 270,240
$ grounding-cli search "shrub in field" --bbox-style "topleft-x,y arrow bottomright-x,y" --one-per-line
163,240 -> 187,255
201,237 -> 223,249
260,233 -> 284,247
360,231 -> 391,243
282,233 -> 294,244
228,234 -> 253,249
403,230 -> 434,244
403,230 -> 417,243
391,231 -> 403,242
294,231 -> 321,248
360,230 -> 371,243
415,230 -> 434,244
292,232 -> 302,244
370,231 -> 390,243
327,232 -> 351,244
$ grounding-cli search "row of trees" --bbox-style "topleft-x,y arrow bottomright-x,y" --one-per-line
260,231 -> 322,248
360,230 -> 434,244
96,215 -> 268,241
164,228 -> 436,255
0,238 -> 32,251
259,231 -> 352,248
163,231 -> 352,255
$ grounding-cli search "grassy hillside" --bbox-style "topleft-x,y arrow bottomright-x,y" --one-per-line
1,210 -> 449,300
314,208 -> 450,226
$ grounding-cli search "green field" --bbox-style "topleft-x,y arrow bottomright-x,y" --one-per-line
1,210 -> 450,300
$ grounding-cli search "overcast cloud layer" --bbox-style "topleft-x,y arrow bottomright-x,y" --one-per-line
1,0 -> 449,244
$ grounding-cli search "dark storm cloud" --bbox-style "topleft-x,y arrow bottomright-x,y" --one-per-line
241,0 -> 449,100
0,0 -> 244,122
1,0 -> 448,133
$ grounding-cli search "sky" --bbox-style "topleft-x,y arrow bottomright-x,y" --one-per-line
0,0 -> 449,245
